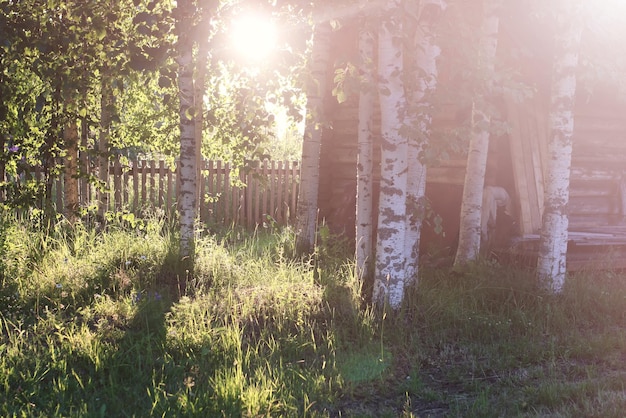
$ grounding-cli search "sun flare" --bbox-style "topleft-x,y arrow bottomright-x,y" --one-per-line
230,14 -> 278,62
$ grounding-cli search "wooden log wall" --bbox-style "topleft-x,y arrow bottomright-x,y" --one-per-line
507,90 -> 626,236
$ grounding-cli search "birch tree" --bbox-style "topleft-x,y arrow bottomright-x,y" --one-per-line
372,0 -> 409,309
295,21 -> 332,254
536,1 -> 583,293
372,0 -> 445,310
403,0 -> 446,286
176,0 -> 198,262
355,15 -> 376,281
454,0 -> 502,266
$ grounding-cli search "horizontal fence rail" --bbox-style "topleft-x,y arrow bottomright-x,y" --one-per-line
4,159 -> 300,228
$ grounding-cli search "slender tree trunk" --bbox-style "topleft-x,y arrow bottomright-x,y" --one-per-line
64,118 -> 79,222
373,0 -> 409,310
80,107 -> 89,208
295,21 -> 332,254
98,72 -> 112,218
355,24 -> 376,281
403,0 -> 445,286
194,42 -> 209,216
536,2 -> 583,293
177,0 -> 198,264
43,94 -> 61,222
454,0 -> 501,266
0,129 -> 4,202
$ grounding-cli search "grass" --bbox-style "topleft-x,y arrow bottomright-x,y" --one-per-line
2,212 -> 626,417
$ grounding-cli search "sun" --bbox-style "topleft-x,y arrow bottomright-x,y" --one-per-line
230,13 -> 278,62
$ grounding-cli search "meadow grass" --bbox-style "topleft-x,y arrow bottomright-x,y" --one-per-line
2,212 -> 626,417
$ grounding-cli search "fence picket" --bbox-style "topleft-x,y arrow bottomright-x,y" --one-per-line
4,158 -> 299,228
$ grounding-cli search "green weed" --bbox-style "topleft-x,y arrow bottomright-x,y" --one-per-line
2,219 -> 626,416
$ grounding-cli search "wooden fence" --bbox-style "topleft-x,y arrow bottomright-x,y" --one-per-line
10,159 -> 300,228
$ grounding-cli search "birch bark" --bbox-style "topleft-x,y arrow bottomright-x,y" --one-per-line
536,2 -> 583,293
356,23 -> 376,281
295,22 -> 332,254
404,0 -> 445,286
454,0 -> 501,266
177,0 -> 198,262
373,0 -> 409,310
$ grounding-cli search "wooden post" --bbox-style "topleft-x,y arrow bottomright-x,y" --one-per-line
199,159 -> 206,222
276,161 -> 284,223
291,161 -> 298,223
270,161 -> 276,221
166,162 -> 173,214
208,160 -> 215,221
141,160 -> 147,207
216,161 -> 223,222
113,158 -> 122,211
261,160 -> 270,221
254,166 -> 261,225
158,160 -> 165,208
133,160 -> 139,213
123,161 -> 129,207
620,171 -> 626,221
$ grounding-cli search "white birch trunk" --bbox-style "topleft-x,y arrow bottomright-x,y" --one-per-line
356,25 -> 376,281
454,0 -> 501,266
536,3 -> 583,293
295,22 -> 332,254
404,0 -> 445,286
177,1 -> 197,261
373,0 -> 408,310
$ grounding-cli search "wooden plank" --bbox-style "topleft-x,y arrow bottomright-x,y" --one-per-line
276,161 -> 284,223
532,103 -> 549,218
207,160 -> 215,221
199,160 -> 207,222
245,169 -> 253,227
235,168 -> 243,225
141,160 -> 147,207
569,196 -> 619,215
507,99 -> 535,235
253,167 -> 261,225
166,162 -> 173,214
158,160 -> 165,208
113,158 -> 122,211
519,106 -> 541,231
133,162 -> 139,212
228,163 -> 236,223
262,160 -> 269,220
270,161 -> 276,220
291,161 -> 298,223
571,167 -> 617,182
427,166 -> 465,185
216,161 -> 224,222
620,172 -> 626,220
149,159 -> 156,206
123,162 -> 130,206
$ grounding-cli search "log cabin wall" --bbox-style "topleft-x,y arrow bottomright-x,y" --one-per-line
569,89 -> 626,230
317,21 -> 481,254
317,4 -> 626,260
